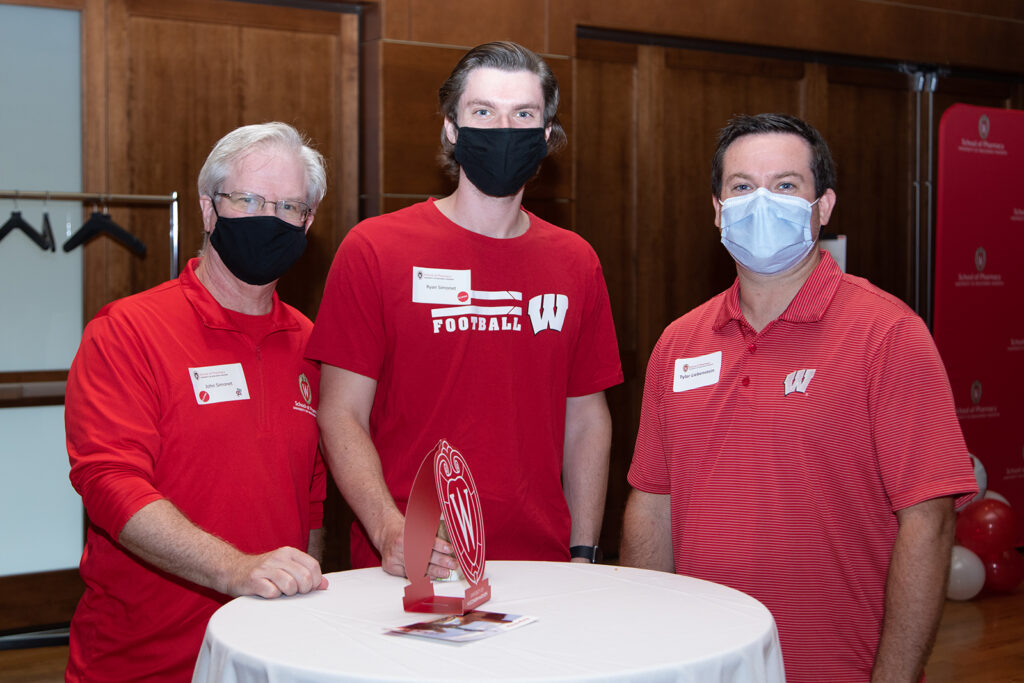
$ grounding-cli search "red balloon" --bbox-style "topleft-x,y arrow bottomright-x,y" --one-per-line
981,548 -> 1024,594
956,499 -> 1017,556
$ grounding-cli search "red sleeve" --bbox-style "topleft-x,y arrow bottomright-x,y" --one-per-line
566,255 -> 623,397
306,228 -> 386,379
869,316 -> 978,511
628,334 -> 671,494
66,312 -> 165,538
308,445 -> 327,530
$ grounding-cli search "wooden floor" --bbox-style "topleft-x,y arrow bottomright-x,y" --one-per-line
1,591 -> 1022,681
926,591 -> 1024,683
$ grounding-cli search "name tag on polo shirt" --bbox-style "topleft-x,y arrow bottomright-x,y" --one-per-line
412,267 -> 471,305
189,363 -> 250,405
673,351 -> 722,392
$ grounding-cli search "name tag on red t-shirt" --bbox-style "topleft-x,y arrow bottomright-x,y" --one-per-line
412,266 -> 472,305
188,362 -> 250,405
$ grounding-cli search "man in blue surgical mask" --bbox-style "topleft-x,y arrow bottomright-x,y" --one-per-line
65,122 -> 329,682
622,113 -> 976,682
309,42 -> 622,578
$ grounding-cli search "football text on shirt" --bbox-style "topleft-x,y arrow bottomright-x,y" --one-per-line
430,292 -> 569,335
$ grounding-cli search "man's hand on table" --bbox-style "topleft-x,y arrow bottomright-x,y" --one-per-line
225,546 -> 328,598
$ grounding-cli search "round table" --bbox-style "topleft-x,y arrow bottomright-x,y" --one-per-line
193,561 -> 784,683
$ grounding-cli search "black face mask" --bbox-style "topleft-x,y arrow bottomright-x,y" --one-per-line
209,211 -> 307,286
453,126 -> 548,197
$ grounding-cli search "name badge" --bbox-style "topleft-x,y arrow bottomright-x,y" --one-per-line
189,363 -> 250,405
673,351 -> 722,392
412,267 -> 471,305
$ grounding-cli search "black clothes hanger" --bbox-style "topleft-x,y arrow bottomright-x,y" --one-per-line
0,210 -> 51,251
40,193 -> 56,252
41,212 -> 55,252
62,211 -> 147,256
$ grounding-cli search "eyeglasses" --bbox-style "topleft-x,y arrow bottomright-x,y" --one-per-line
213,191 -> 312,224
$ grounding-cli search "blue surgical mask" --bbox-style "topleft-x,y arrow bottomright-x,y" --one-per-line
719,187 -> 819,275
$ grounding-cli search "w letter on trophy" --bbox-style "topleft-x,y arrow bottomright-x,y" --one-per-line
403,439 -> 491,614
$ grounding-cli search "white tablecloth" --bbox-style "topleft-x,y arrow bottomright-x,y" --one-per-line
193,561 -> 784,683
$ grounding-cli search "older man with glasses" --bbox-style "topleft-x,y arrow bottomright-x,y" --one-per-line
64,122 -> 329,682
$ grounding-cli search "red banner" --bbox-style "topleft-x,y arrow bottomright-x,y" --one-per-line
934,104 -> 1024,543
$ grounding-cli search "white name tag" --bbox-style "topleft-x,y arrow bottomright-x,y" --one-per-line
412,267 -> 471,305
189,363 -> 250,405
673,351 -> 722,392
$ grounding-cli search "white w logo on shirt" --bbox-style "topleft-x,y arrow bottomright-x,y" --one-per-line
783,369 -> 816,395
527,293 -> 569,334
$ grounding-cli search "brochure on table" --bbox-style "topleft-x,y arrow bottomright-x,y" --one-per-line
387,611 -> 536,643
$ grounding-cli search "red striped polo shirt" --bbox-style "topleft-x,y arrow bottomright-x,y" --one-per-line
629,252 -> 976,682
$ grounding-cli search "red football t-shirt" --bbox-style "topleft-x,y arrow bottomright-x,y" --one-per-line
308,199 -> 622,566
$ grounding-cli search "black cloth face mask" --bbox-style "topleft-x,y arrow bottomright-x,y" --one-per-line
209,208 -> 307,286
453,125 -> 548,197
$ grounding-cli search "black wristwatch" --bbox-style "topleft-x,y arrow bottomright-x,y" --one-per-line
570,545 -> 601,563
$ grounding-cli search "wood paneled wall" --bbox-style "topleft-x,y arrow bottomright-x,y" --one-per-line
0,570 -> 84,633
357,0 -> 1024,69
358,0 -> 1023,558
0,0 -> 360,633
86,0 -> 359,322
2,0 -> 1021,634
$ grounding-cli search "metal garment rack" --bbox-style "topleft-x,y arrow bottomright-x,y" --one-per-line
0,189 -> 180,278
0,192 -> 180,649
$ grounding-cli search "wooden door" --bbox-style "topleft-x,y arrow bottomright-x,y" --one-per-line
575,39 -> 813,556
824,66 -> 917,303
573,40 -> 640,556
90,0 -> 359,322
575,34 -> 1023,559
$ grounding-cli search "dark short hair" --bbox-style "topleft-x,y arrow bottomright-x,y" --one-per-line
711,113 -> 836,199
437,41 -> 567,179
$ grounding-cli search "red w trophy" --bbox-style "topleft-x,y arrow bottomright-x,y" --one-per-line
402,439 -> 491,613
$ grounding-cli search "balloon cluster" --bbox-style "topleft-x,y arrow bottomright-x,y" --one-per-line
947,454 -> 1024,600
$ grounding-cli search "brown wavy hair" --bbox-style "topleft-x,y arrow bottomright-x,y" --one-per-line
437,41 -> 567,179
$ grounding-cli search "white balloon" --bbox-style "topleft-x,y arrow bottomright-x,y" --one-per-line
969,453 -> 987,504
984,490 -> 1010,507
948,545 -> 986,601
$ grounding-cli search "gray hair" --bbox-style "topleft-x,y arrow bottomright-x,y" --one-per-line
197,122 -> 327,208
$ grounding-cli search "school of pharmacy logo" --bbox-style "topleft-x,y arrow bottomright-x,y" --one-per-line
974,247 -> 986,273
978,114 -> 990,140
970,380 -> 982,406
783,369 -> 816,396
298,373 -> 312,405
